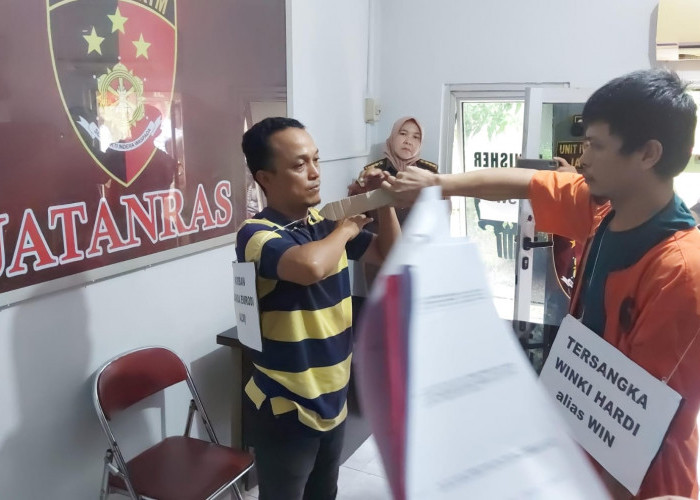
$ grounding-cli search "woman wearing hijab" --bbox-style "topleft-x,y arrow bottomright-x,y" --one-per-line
346,117 -> 439,327
348,116 -> 438,196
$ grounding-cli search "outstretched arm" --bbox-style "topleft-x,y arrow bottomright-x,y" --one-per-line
383,166 -> 535,206
349,167 -> 390,195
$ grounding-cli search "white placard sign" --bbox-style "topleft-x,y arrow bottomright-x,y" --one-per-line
539,315 -> 682,494
478,199 -> 519,223
232,261 -> 262,352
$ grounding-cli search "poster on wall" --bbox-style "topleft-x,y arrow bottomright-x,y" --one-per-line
0,0 -> 286,305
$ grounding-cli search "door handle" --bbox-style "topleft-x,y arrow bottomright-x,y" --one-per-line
522,237 -> 553,251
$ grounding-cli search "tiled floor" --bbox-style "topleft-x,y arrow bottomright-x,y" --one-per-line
240,436 -> 392,500
337,437 -> 392,499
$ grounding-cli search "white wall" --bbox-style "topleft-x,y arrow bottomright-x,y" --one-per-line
287,0 -> 378,202
376,0 -> 660,165
0,245 -> 238,499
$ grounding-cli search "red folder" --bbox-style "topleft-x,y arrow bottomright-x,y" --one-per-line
355,268 -> 411,500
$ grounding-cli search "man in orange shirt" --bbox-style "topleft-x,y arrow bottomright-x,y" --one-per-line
385,69 -> 700,499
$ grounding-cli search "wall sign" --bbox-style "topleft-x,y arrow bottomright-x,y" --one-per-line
473,151 -> 521,223
0,0 -> 287,305
556,141 -> 584,168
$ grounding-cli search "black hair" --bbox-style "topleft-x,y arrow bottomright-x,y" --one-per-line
241,117 -> 305,176
582,69 -> 697,179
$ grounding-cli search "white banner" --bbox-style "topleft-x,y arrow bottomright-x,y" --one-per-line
539,315 -> 682,494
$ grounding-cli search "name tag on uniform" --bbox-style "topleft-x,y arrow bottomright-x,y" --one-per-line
232,261 -> 262,352
539,314 -> 681,494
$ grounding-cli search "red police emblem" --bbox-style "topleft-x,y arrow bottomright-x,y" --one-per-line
48,0 -> 177,186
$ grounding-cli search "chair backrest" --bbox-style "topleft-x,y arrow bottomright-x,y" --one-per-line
96,346 -> 188,420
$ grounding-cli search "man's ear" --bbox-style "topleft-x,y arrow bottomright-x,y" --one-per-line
255,169 -> 273,191
640,139 -> 663,172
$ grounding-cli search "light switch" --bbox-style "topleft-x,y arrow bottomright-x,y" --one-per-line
364,98 -> 381,123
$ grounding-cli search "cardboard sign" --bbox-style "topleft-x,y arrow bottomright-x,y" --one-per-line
232,261 -> 262,352
539,315 -> 682,494
318,189 -> 394,220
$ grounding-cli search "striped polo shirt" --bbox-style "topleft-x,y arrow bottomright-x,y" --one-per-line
235,206 -> 373,433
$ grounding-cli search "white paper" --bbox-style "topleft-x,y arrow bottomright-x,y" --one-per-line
539,315 -> 682,494
479,199 -> 519,224
376,187 -> 451,276
370,187 -> 609,500
232,261 -> 262,351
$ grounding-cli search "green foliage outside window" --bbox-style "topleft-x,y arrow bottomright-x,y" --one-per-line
462,102 -> 523,140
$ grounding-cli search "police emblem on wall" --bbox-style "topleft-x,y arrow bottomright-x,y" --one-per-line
47,0 -> 177,187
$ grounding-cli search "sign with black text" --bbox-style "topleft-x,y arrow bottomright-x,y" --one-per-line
539,315 -> 681,494
473,151 -> 521,223
232,261 -> 262,352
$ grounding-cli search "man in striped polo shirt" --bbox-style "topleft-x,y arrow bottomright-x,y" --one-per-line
238,117 -> 400,500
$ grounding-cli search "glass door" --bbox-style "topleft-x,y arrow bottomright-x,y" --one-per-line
446,84 -> 567,322
456,99 -> 524,320
513,87 -> 593,369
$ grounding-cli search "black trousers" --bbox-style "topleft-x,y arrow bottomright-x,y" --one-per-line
247,398 -> 346,500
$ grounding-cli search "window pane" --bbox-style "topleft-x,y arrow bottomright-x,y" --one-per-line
675,89 -> 700,224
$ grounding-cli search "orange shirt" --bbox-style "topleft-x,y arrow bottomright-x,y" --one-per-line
530,171 -> 700,499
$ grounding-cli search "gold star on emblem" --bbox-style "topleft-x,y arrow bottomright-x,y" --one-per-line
132,33 -> 151,59
83,26 -> 104,55
108,7 -> 128,34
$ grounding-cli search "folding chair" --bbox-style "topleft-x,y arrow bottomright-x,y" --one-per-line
93,346 -> 254,500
